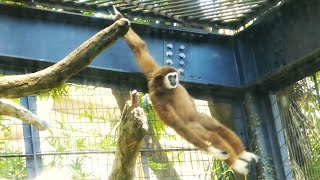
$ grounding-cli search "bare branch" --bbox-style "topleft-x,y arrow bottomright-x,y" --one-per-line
0,99 -> 48,130
0,18 -> 130,98
110,91 -> 148,180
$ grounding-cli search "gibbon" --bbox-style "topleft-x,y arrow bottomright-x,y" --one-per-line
113,9 -> 258,174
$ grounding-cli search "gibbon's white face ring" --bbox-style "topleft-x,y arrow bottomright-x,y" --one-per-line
164,72 -> 179,89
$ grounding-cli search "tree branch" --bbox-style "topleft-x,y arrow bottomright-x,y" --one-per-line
0,18 -> 130,98
109,91 -> 148,180
0,99 -> 48,130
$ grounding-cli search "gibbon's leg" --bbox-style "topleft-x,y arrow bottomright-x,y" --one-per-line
156,105 -> 229,160
196,113 -> 246,155
191,120 -> 253,174
197,113 -> 258,165
113,7 -> 160,80
189,122 -> 236,160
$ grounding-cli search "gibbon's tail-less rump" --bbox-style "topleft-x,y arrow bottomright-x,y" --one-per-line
112,7 -> 258,175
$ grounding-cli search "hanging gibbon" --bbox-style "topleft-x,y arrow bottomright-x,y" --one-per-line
113,8 -> 258,174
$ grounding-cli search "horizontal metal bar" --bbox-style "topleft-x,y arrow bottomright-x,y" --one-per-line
222,18 -> 241,23
209,14 -> 248,22
186,7 -> 254,21
10,0 -> 113,13
129,0 -> 173,7
0,153 -> 34,158
0,148 -> 199,158
195,6 -> 257,20
154,0 -> 196,8
118,5 -> 138,10
160,0 -> 261,13
87,0 -> 113,5
154,1 -> 205,11
176,0 -> 265,17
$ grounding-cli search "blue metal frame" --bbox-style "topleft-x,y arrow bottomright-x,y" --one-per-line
237,0 -> 320,81
21,96 -> 43,179
1,0 -> 320,179
269,94 -> 292,180
0,4 -> 240,87
1,0 -> 320,88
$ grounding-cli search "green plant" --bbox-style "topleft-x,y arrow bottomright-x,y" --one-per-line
70,155 -> 93,180
38,83 -> 70,102
0,149 -> 27,179
206,160 -> 235,180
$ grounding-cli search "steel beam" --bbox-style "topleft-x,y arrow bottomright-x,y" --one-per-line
238,0 -> 320,83
0,4 -> 240,87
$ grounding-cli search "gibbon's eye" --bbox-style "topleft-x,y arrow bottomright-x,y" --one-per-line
173,75 -> 177,79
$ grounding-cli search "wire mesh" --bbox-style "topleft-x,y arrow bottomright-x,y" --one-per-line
0,65 -> 30,179
271,71 -> 320,180
4,0 -> 272,29
0,67 -> 240,179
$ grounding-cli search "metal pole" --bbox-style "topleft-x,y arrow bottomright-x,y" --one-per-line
21,96 -> 43,179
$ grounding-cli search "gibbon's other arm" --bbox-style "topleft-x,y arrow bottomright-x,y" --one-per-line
113,9 -> 160,80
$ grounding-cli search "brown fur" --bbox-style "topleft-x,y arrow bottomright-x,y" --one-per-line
114,10 -> 257,173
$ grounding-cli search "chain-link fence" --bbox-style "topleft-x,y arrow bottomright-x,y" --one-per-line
270,71 -> 320,180
1,65 -> 244,180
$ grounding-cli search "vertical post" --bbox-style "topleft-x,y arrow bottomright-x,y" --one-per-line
21,96 -> 43,179
232,100 -> 252,180
243,92 -> 277,179
140,143 -> 151,180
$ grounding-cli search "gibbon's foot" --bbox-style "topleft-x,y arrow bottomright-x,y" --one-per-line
239,151 -> 259,163
207,146 -> 229,160
231,159 -> 250,175
232,152 -> 258,175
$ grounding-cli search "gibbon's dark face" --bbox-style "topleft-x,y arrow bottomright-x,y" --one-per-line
164,71 -> 179,89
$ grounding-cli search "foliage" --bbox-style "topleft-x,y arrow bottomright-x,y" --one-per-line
207,160 -> 235,180
0,115 -> 8,152
276,71 -> 320,179
70,155 -> 94,180
140,94 -> 166,138
38,83 -> 71,102
147,157 -> 169,170
0,149 -> 27,179
0,73 -> 26,178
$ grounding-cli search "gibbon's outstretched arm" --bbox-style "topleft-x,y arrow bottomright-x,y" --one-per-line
114,10 -> 160,81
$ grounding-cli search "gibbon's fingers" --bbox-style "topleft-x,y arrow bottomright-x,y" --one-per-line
239,151 -> 259,163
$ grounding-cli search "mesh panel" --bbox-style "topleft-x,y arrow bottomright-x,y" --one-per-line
271,71 -> 320,180
1,69 -> 238,179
